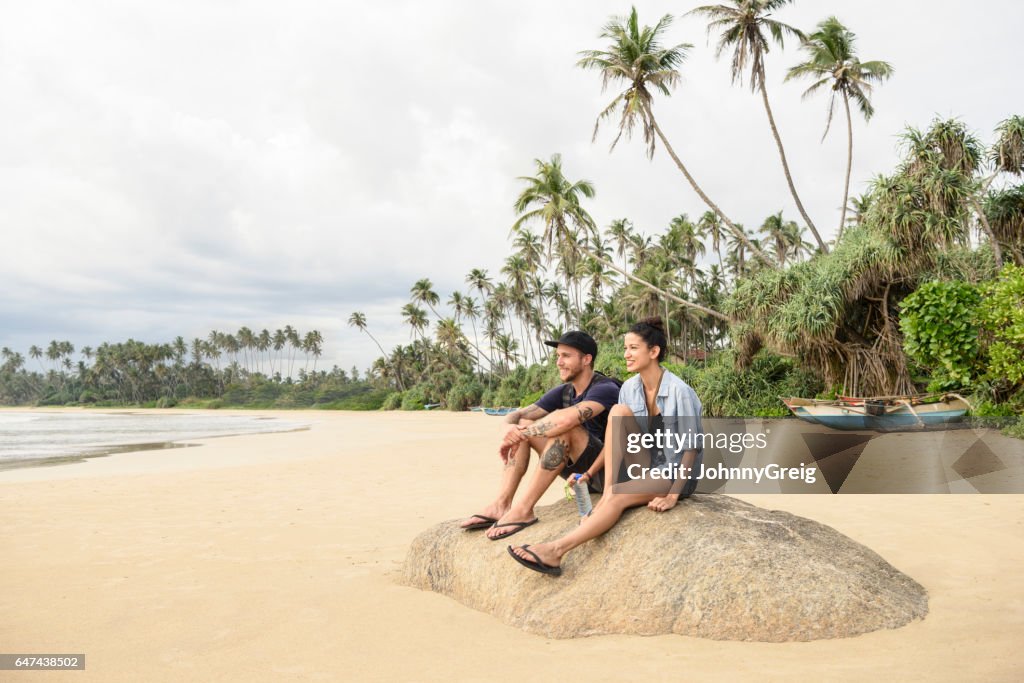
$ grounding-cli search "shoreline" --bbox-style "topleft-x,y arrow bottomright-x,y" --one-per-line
0,407 -> 312,475
1,411 -> 1022,681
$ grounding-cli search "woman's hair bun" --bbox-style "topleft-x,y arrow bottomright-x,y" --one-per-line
639,316 -> 665,332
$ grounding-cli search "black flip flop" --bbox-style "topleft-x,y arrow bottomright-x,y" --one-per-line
507,544 -> 562,576
487,518 -> 538,541
461,515 -> 497,531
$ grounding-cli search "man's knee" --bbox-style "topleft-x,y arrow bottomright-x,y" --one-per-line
539,437 -> 571,471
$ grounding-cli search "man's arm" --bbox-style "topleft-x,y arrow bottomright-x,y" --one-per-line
503,403 -> 549,425
517,399 -> 607,439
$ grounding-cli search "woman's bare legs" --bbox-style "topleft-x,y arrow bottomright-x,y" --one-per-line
511,403 -> 669,568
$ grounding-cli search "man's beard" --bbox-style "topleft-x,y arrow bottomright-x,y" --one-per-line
561,367 -> 581,383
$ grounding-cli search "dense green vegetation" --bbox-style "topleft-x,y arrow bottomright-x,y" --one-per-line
0,329 -> 387,411
2,3 -> 1022,436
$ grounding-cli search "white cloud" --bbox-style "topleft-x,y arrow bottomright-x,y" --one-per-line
1,0 -> 1021,371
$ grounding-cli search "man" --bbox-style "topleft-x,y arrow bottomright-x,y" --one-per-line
461,331 -> 620,541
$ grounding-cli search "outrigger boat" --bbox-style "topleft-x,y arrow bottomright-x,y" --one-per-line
781,393 -> 972,431
483,407 -> 517,416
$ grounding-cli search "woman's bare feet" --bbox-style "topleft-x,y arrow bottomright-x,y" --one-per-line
647,495 -> 677,512
510,541 -> 562,568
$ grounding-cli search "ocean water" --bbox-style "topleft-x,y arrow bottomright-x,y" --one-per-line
0,411 -> 309,470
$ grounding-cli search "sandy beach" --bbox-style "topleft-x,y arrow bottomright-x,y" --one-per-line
2,409 -> 1023,682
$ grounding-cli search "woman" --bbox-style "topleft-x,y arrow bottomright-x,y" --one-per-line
508,317 -> 703,576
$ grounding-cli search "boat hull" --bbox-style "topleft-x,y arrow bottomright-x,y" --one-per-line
783,397 -> 969,432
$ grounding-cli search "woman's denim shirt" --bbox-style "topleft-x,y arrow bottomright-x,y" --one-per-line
618,369 -> 704,483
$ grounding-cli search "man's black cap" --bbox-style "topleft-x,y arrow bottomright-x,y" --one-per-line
544,331 -> 598,359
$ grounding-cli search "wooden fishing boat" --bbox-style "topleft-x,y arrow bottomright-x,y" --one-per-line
781,394 -> 972,431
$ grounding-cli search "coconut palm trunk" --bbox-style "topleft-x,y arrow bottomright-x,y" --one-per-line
759,70 -> 827,253
579,240 -> 729,322
647,105 -> 775,268
838,92 -> 854,239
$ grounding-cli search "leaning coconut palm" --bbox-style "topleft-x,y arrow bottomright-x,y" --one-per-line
578,6 -> 774,267
513,153 -> 730,321
348,312 -> 405,390
786,16 -> 893,237
689,2 -> 824,251
689,0 -> 827,254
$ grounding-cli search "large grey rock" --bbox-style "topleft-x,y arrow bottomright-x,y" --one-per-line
400,494 -> 928,641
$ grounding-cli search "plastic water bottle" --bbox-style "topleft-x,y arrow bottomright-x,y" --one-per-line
571,475 -> 593,517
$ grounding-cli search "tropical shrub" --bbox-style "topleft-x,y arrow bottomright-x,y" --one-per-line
381,391 -> 403,410
446,379 -> 484,411
899,280 -> 982,391
400,384 -> 430,411
977,264 -> 1024,389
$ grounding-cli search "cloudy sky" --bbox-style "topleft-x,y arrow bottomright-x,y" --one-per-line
1,0 -> 1021,373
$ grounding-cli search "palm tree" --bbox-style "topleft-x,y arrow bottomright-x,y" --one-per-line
494,333 -> 520,374
271,329 -> 287,377
401,303 -> 430,366
411,278 -> 443,320
257,329 -> 271,375
844,192 -> 873,232
462,295 -> 485,375
502,254 -> 536,360
435,318 -> 472,369
689,0 -> 828,253
760,211 -> 790,266
669,214 -> 706,292
465,268 -> 495,372
348,312 -> 405,390
786,16 -> 894,236
283,325 -> 300,378
697,210 -> 727,270
512,153 -> 596,292
29,345 -> 43,373
605,218 -> 634,272
516,155 -> 730,323
579,7 -> 773,267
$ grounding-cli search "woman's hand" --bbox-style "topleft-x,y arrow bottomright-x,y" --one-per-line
648,495 -> 678,513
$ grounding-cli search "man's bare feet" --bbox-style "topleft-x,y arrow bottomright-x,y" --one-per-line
485,506 -> 537,540
460,502 -> 510,529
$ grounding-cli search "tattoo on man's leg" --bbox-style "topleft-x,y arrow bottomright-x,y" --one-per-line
541,439 -> 569,470
504,455 -> 516,469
